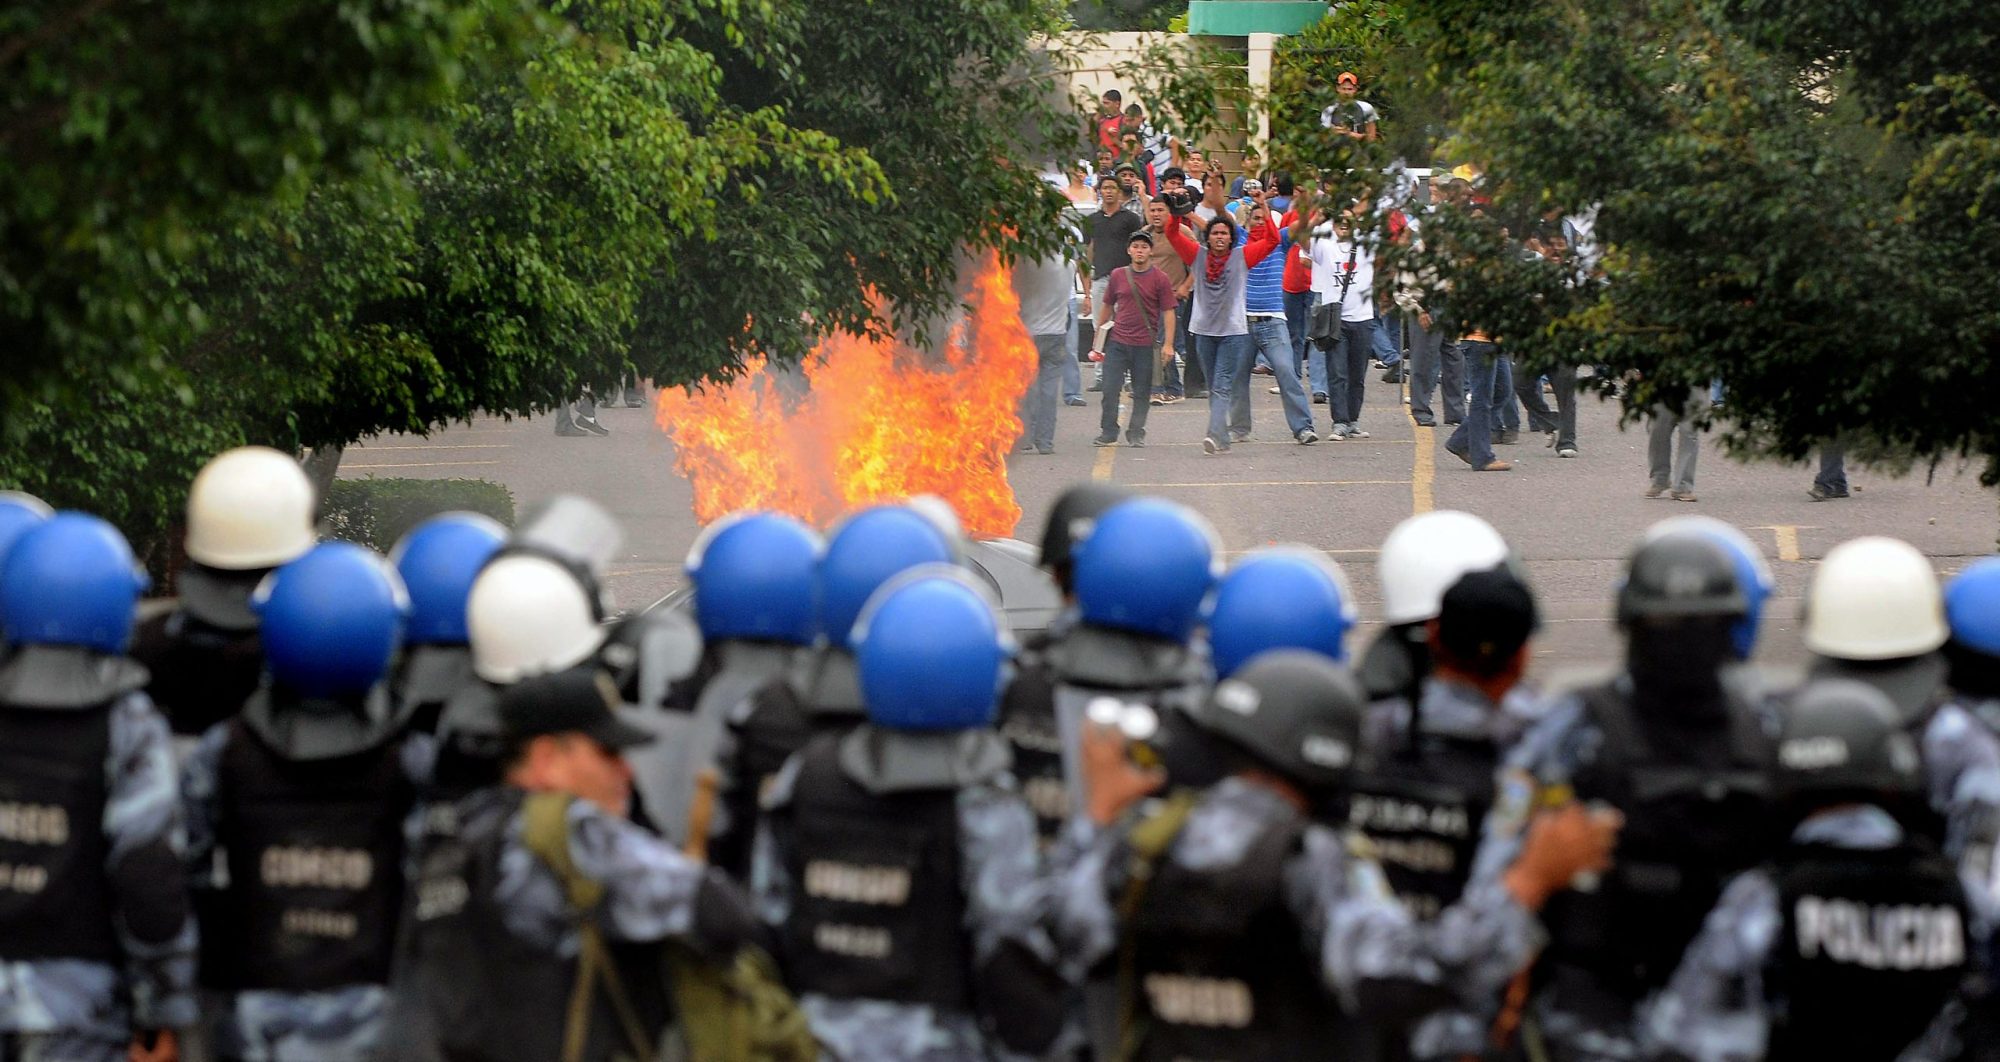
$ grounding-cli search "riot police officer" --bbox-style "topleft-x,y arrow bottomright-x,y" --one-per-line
0,514 -> 195,1062
1464,529 -> 1777,1061
755,568 -> 1065,1060
714,504 -> 957,876
995,483 -> 1131,843
626,511 -> 822,851
1050,498 -> 1219,817
1643,514 -> 1777,663
1643,680 -> 1970,1062
1804,536 -> 1952,720
130,447 -> 318,737
1056,649 -> 1618,1061
0,491 -> 51,667
389,512 -> 507,734
180,542 -> 427,1061
1360,511 -> 1512,716
1206,545 -> 1357,678
396,665 -> 764,1061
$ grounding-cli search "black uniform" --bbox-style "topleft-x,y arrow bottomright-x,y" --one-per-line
129,566 -> 269,737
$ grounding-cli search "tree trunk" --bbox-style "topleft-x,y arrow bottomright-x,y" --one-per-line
301,444 -> 345,502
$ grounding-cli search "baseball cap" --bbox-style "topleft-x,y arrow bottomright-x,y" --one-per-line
1436,566 -> 1539,670
1127,231 -> 1154,245
1337,71 -> 1359,87
498,666 -> 653,750
1114,162 -> 1141,177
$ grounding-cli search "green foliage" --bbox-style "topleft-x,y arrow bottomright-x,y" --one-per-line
1269,3 -> 1443,168
1394,0 -> 2000,482
0,0 -> 1080,554
322,477 -> 515,551
1070,0 -> 1184,31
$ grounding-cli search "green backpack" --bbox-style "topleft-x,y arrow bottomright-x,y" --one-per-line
520,793 -> 821,1062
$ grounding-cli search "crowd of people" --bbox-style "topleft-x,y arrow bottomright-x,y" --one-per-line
0,441 -> 1996,1061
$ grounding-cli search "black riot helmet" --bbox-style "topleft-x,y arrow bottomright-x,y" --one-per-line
1616,531 -> 1748,628
1186,649 -> 1367,793
1037,483 -> 1132,595
1777,678 -> 1924,804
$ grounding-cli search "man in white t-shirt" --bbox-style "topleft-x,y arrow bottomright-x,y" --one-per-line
1302,208 -> 1380,440
1320,72 -> 1379,143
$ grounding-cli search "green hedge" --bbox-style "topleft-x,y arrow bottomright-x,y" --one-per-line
323,478 -> 515,552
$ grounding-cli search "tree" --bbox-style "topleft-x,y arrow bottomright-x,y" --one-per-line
1393,0 -> 2000,483
0,0 -> 1080,558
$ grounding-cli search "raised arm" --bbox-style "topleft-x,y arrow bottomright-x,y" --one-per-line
1166,217 -> 1199,266
1244,210 -> 1282,267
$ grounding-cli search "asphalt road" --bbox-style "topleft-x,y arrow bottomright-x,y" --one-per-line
343,372 -> 1998,685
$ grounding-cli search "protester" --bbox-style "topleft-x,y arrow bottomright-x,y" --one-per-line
1321,71 -> 1380,142
1090,231 -> 1177,447
1167,204 -> 1285,453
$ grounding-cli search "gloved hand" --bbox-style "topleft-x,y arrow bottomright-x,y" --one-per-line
1502,803 -> 1622,911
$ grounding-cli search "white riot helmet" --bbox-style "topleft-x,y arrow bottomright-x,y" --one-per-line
467,554 -> 607,684
1803,536 -> 1947,661
184,447 -> 317,570
1377,511 -> 1512,626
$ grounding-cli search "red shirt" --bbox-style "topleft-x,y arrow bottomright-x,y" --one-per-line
1101,264 -> 1177,346
1281,209 -> 1312,293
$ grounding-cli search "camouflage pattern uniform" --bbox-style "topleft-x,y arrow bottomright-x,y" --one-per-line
179,726 -> 434,1062
0,691 -> 197,1061
751,754 -> 1059,1062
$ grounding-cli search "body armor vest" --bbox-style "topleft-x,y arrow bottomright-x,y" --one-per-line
1349,730 -> 1497,921
1125,800 -> 1354,1061
401,788 -> 669,1062
0,702 -> 118,963
776,734 -> 971,1010
995,632 -> 1067,844
1770,840 -> 1968,1062
1540,683 -> 1775,1017
202,718 -> 413,992
131,608 -> 264,737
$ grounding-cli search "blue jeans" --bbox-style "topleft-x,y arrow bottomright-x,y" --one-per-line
1193,333 -> 1251,448
1235,317 -> 1315,437
1098,340 -> 1155,442
1448,341 -> 1501,467
1373,313 -> 1402,367
1063,300 -> 1083,400
1492,355 -> 1521,433
1816,444 -> 1848,493
1019,332 -> 1065,450
1326,319 -> 1374,429
1284,289 -> 1314,380
1407,310 -> 1465,425
1155,295 -> 1193,397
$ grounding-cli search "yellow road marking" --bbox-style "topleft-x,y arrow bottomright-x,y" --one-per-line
1411,420 -> 1435,515
1750,525 -> 1810,562
341,461 -> 502,470
1091,444 -> 1118,482
1126,480 -> 1409,488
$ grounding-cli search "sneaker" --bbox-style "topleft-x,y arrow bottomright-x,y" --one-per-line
1807,485 -> 1850,501
1151,395 -> 1165,406
1127,436 -> 1146,448
1268,386 -> 1281,395
1092,434 -> 1119,447
1231,431 -> 1252,444
624,397 -> 645,408
1188,389 -> 1209,400
1644,484 -> 1667,498
1445,444 -> 1471,466
1493,430 -> 1520,445
1346,427 -> 1371,439
1475,460 -> 1513,472
1202,436 -> 1228,455
1380,368 -> 1405,384
1160,393 -> 1184,404
1087,382 -> 1103,393
1370,358 -> 1387,369
1035,445 -> 1055,455
1064,395 -> 1088,407
1251,364 -> 1274,376
1544,431 -> 1557,448
1312,393 -> 1328,404
1672,490 -> 1698,502
554,423 -> 593,437
1296,429 -> 1318,445
575,416 -> 609,436
1557,447 -> 1579,458
1412,418 -> 1436,428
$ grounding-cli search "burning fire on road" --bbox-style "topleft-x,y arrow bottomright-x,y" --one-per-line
655,255 -> 1036,537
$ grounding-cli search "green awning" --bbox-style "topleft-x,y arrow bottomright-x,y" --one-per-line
1185,1 -> 1328,35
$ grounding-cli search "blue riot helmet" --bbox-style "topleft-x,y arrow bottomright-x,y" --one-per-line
818,505 -> 958,649
1644,516 -> 1774,659
390,513 -> 507,646
1072,498 -> 1219,642
854,566 -> 1012,731
0,513 -> 148,653
1946,558 -> 2000,659
684,511 -> 824,645
1209,546 -> 1358,677
253,542 -> 410,698
0,493 -> 53,574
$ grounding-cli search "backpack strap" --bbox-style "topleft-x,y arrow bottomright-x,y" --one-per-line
520,792 -> 655,1062
1114,789 -> 1199,1062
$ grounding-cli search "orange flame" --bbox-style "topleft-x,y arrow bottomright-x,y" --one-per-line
655,254 -> 1037,537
